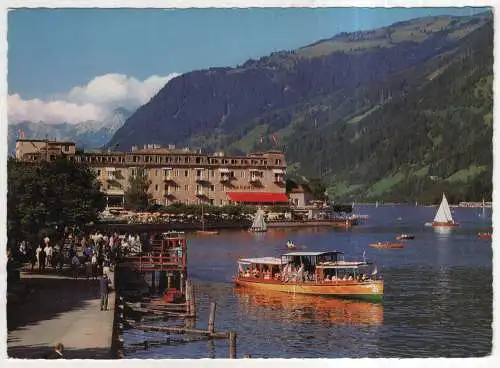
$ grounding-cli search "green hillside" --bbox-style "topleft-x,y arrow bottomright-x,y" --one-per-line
108,12 -> 493,203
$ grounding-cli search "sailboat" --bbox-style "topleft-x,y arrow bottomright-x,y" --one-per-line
196,203 -> 219,235
251,208 -> 268,232
432,193 -> 459,227
478,197 -> 489,219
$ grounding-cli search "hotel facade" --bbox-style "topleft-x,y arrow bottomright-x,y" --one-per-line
15,140 -> 288,207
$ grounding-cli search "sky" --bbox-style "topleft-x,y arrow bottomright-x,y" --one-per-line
7,7 -> 490,124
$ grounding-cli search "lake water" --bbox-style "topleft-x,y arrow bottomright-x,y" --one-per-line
123,204 -> 493,358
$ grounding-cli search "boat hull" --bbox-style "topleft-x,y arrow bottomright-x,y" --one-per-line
432,221 -> 459,227
370,243 -> 404,249
233,277 -> 383,302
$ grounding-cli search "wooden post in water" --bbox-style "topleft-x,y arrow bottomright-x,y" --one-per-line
151,270 -> 156,294
229,331 -> 237,359
180,273 -> 185,294
186,279 -> 196,318
207,302 -> 216,333
185,280 -> 192,316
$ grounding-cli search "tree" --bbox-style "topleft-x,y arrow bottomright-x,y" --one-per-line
7,157 -> 105,246
305,178 -> 328,201
124,166 -> 153,211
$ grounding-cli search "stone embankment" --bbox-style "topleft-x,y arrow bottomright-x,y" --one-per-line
7,271 -> 116,359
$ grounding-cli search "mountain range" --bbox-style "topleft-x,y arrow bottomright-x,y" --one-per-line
8,107 -> 133,156
109,12 -> 492,202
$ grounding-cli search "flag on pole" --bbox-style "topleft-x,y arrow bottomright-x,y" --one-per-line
272,135 -> 278,146
259,135 -> 264,144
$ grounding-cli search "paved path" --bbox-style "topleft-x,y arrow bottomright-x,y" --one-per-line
8,273 -> 116,359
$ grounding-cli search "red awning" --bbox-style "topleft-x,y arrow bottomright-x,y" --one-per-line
226,192 -> 289,203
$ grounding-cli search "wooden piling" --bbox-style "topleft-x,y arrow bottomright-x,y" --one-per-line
151,270 -> 156,294
189,281 -> 196,318
185,281 -> 192,316
207,302 -> 216,333
132,324 -> 229,339
229,331 -> 237,359
185,279 -> 196,318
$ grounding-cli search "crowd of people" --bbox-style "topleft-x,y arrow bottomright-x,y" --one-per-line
12,228 -> 145,280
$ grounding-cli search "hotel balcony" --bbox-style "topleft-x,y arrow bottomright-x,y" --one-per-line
195,176 -> 211,184
104,189 -> 125,196
273,169 -> 286,184
195,190 -> 208,198
219,168 -> 234,183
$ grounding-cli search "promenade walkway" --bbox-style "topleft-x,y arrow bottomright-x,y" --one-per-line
7,272 -> 116,359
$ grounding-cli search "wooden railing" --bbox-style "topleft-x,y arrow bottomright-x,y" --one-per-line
123,254 -> 187,271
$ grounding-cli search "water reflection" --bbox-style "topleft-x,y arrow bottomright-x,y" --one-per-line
234,288 -> 383,325
433,226 -> 453,237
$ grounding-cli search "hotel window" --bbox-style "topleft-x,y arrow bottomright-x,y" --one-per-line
184,185 -> 189,191
184,170 -> 188,177
155,184 -> 158,191
63,145 -> 70,152
240,171 -> 245,178
97,170 -> 101,176
196,169 -> 202,177
175,170 -> 179,176
155,170 -> 159,176
185,157 -> 190,163
195,157 -> 201,164
164,184 -> 168,190
210,170 -> 215,177
210,185 -> 215,192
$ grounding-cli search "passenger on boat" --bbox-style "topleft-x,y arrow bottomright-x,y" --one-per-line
324,275 -> 331,282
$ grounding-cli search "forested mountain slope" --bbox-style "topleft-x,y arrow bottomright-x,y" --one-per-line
108,12 -> 492,202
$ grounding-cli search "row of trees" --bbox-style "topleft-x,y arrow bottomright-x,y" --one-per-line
7,158 -> 106,247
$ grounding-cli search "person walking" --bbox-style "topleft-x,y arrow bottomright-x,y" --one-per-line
71,254 -> 80,279
39,244 -> 46,272
100,274 -> 110,311
91,253 -> 98,280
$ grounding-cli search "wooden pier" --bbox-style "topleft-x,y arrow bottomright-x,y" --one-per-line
114,231 -> 237,358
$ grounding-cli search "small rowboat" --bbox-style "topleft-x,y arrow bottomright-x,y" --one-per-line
396,234 -> 414,240
369,241 -> 404,249
478,232 -> 492,239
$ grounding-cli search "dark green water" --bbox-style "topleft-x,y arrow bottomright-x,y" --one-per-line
124,205 -> 493,358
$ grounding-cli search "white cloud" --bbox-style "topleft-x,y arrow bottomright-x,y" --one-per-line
8,72 -> 180,124
7,93 -> 107,124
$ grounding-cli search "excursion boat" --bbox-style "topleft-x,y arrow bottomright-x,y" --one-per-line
369,241 -> 404,249
396,233 -> 415,240
432,193 -> 459,227
233,251 -> 383,302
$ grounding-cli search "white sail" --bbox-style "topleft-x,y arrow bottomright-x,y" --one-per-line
434,193 -> 454,223
251,209 -> 267,231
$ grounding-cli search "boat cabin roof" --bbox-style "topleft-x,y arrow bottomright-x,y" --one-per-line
238,257 -> 284,265
316,260 -> 371,269
282,251 -> 343,257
